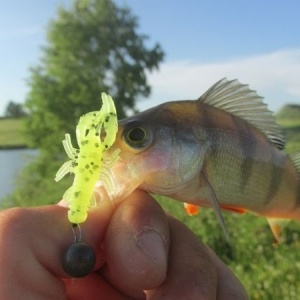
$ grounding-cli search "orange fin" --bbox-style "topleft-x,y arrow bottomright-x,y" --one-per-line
220,204 -> 246,214
267,218 -> 289,245
184,203 -> 200,216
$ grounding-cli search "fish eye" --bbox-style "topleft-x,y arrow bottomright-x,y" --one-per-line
122,122 -> 152,149
127,127 -> 146,143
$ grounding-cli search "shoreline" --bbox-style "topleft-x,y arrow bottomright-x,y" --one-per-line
0,145 -> 32,150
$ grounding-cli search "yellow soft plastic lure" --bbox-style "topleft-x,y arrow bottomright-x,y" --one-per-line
55,93 -> 119,224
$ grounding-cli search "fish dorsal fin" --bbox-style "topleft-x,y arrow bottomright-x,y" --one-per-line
198,78 -> 285,150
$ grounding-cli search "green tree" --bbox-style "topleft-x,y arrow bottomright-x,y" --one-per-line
25,0 -> 164,154
8,0 -> 164,207
4,101 -> 27,118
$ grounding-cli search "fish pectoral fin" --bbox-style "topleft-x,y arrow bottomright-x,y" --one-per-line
220,204 -> 247,214
184,203 -> 200,216
267,218 -> 289,245
201,172 -> 230,242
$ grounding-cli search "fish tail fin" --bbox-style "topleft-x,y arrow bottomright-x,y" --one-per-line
267,218 -> 290,244
289,152 -> 300,200
266,153 -> 300,244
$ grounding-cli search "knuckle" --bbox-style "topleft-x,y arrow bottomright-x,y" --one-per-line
0,207 -> 33,246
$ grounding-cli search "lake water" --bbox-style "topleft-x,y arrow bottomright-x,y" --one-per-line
0,149 -> 38,201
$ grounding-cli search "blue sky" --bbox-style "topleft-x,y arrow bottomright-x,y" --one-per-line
0,0 -> 299,116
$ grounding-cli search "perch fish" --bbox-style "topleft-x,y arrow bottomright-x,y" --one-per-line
100,78 -> 300,242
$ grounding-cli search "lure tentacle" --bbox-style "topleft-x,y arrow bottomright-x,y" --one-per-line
55,160 -> 73,182
62,134 -> 78,159
63,186 -> 73,203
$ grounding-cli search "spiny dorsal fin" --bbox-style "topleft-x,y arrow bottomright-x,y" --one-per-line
198,78 -> 285,150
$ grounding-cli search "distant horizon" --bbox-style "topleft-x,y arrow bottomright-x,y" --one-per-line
1,94 -> 299,118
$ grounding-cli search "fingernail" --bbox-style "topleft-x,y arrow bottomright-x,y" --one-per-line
57,199 -> 68,208
136,228 -> 167,263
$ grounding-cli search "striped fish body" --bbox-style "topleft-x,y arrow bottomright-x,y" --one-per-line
103,79 -> 300,238
169,100 -> 299,220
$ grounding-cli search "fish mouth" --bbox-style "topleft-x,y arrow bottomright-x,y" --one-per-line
95,152 -> 144,204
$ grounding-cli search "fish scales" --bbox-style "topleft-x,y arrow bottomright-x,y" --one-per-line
151,99 -> 289,215
196,103 -> 288,213
99,78 -> 300,240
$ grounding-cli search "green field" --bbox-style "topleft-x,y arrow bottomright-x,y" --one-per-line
276,108 -> 300,154
156,195 -> 300,299
0,118 -> 29,148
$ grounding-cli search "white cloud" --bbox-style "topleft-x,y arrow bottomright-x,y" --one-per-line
139,48 -> 300,112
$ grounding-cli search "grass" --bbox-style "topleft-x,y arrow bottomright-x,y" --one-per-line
155,196 -> 300,299
276,115 -> 300,154
0,118 -> 29,148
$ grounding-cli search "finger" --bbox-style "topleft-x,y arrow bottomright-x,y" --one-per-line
0,193 -> 114,299
102,190 -> 170,299
207,250 -> 248,300
63,274 -> 132,300
0,206 -> 67,298
146,217 -> 218,300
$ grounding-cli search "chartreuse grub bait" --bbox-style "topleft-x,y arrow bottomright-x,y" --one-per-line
55,93 -> 119,277
55,92 -> 119,224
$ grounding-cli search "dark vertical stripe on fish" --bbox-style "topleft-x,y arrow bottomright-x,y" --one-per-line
231,116 -> 257,191
264,150 -> 283,205
200,104 -> 220,159
240,157 -> 254,191
296,181 -> 300,209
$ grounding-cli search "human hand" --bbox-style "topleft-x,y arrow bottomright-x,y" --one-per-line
0,190 -> 248,299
